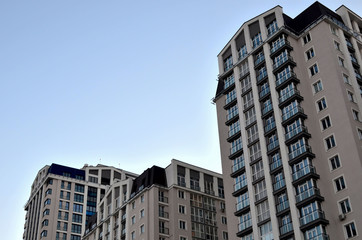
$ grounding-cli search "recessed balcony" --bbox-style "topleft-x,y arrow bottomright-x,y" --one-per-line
227,128 -> 241,143
262,104 -> 273,118
240,67 -> 250,80
306,233 -> 330,240
270,158 -> 282,173
267,140 -> 279,154
245,116 -> 257,129
279,88 -> 303,108
346,39 -> 355,52
229,145 -> 243,160
273,55 -> 296,74
250,151 -> 262,164
224,97 -> 237,110
241,82 -> 252,96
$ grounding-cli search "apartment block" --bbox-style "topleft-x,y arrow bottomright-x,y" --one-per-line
82,159 -> 227,240
214,2 -> 362,240
23,164 -> 138,240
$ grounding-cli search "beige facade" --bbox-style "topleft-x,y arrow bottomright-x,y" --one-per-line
214,2 -> 362,240
23,164 -> 138,240
83,159 -> 227,240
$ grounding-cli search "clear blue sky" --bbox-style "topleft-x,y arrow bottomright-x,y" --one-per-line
0,0 -> 360,239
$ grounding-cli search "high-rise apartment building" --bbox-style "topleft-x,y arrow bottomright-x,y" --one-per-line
214,2 -> 362,240
82,159 -> 227,240
23,163 -> 138,240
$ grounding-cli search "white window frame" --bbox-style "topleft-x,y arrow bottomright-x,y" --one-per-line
179,220 -> 187,230
329,154 -> 342,171
352,109 -> 360,121
338,197 -> 352,214
320,115 -> 332,131
316,97 -> 327,112
305,47 -> 315,61
303,32 -> 312,45
312,79 -> 323,94
347,90 -> 355,103
333,175 -> 347,192
344,221 -> 358,239
357,128 -> 362,140
309,63 -> 319,77
324,134 -> 337,150
338,56 -> 345,67
178,204 -> 186,214
334,40 -> 341,50
343,73 -> 351,85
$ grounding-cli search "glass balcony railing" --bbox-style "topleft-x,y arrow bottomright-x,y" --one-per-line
254,55 -> 265,66
280,222 -> 293,235
273,55 -> 294,70
240,67 -> 250,78
228,126 -> 240,138
234,179 -> 247,192
231,144 -> 243,155
279,88 -> 299,104
252,170 -> 264,182
285,126 -> 307,141
241,82 -> 252,94
248,134 -> 259,144
255,190 -> 267,202
224,77 -> 235,90
245,115 -> 257,127
270,159 -> 282,171
236,199 -> 250,211
276,72 -> 296,87
292,165 -> 316,181
244,99 -> 254,110
288,145 -> 311,161
262,104 -> 273,115
227,110 -> 239,121
259,87 -> 270,98
225,95 -> 236,105
257,211 -> 270,223
250,151 -> 262,162
159,211 -> 169,218
300,210 -> 325,226
238,219 -> 252,231
282,106 -> 304,122
276,200 -> 289,213
257,70 -> 268,83
232,160 -> 245,173
296,187 -> 320,203
271,39 -> 289,54
306,233 -> 330,240
273,179 -> 285,191
159,227 -> 169,235
267,140 -> 279,152
264,121 -> 276,133
159,196 -> 168,203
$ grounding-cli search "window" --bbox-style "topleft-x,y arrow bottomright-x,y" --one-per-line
306,48 -> 315,60
131,231 -> 135,240
131,216 -> 136,224
317,98 -> 327,111
338,57 -> 345,67
256,200 -> 270,223
259,221 -> 273,240
352,109 -> 360,121
74,184 -> 84,193
44,198 -> 51,206
131,201 -> 135,209
72,214 -> 82,223
335,176 -> 346,191
254,180 -> 267,202
220,202 -> 226,210
42,219 -> 49,227
43,209 -> 50,216
312,80 -> 323,94
140,209 -> 145,218
330,25 -> 337,34
178,190 -> 185,199
222,232 -> 228,240
70,235 -> 81,240
71,224 -> 82,234
45,189 -> 52,195
221,216 -> 227,224
267,20 -> 278,36
358,129 -> 362,140
347,91 -> 355,103
74,194 -> 84,203
238,45 -> 247,60
179,205 -> 185,214
179,220 -> 186,230
223,55 -> 233,71
309,63 -> 319,76
73,203 -> 83,213
342,74 -> 351,85
251,160 -> 264,182
330,155 -> 341,170
141,195 -> 144,203
41,230 -> 47,238
252,32 -> 262,49
89,176 -> 98,183
345,222 -> 357,238
325,135 -> 336,150
303,33 -> 311,44
140,225 -> 145,234
334,40 -> 340,50
339,198 -> 351,214
320,116 -> 331,130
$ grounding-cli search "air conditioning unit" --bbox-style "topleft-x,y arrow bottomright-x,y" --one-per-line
339,213 -> 346,221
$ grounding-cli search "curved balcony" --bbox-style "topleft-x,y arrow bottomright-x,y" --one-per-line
232,179 -> 248,197
241,82 -> 252,96
240,67 -> 250,80
264,121 -> 276,136
229,144 -> 243,160
236,218 -> 253,237
273,55 -> 296,74
262,104 -> 273,118
254,54 -> 265,69
275,72 -> 300,91
235,199 -> 250,216
279,88 -> 303,108
267,140 -> 279,154
270,158 -> 282,173
276,200 -> 289,215
273,179 -> 286,193
256,69 -> 268,84
280,222 -> 293,236
259,87 -> 270,101
231,160 -> 246,178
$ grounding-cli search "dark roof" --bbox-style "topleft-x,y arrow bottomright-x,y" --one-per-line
130,165 -> 167,196
283,1 -> 343,35
48,163 -> 85,180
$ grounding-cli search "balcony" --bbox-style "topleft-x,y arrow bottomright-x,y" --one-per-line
235,199 -> 250,215
275,72 -> 300,91
280,222 -> 293,235
257,211 -> 270,223
248,134 -> 259,145
288,145 -> 315,165
279,88 -> 303,108
257,69 -> 268,84
224,96 -> 237,110
351,56 -> 360,68
264,121 -> 276,136
254,54 -> 265,69
159,227 -> 169,235
276,200 -> 289,214
292,165 -> 319,185
250,151 -> 262,163
262,104 -> 273,117
296,187 -> 323,205
159,196 -> 168,204
273,179 -> 286,192
190,184 -> 200,191
224,77 -> 235,91
240,67 -> 250,79
255,189 -> 267,202
270,159 -> 282,172
282,106 -> 306,126
233,179 -> 247,193
300,210 -> 328,230
228,127 -> 241,142
226,110 -> 239,126
285,126 -> 310,144
267,140 -> 279,153
252,170 -> 264,183
346,39 -> 355,52
356,72 -> 362,82
231,160 -> 245,177
159,211 -> 169,219
229,144 -> 243,159
245,115 -> 257,128
237,218 -> 253,237
270,39 -> 292,58
241,82 -> 252,95
259,87 -> 270,100
306,233 -> 330,240
273,55 -> 296,73
243,99 -> 254,111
